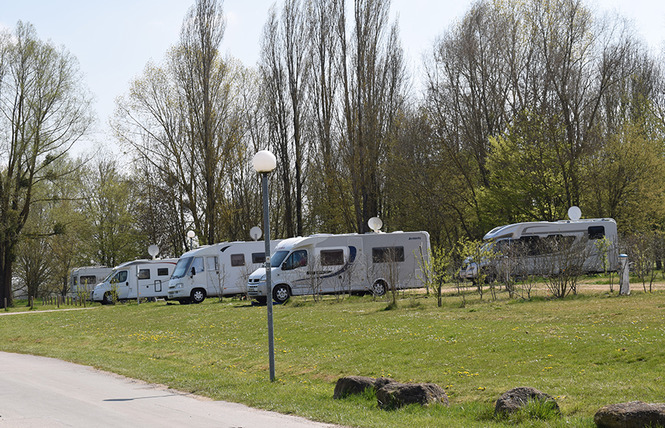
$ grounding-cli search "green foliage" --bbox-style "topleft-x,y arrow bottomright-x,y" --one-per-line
584,119 -> 665,232
482,111 -> 569,224
496,399 -> 561,424
419,245 -> 455,307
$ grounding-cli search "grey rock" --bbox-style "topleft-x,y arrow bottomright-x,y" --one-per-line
333,376 -> 395,399
594,401 -> 665,428
494,386 -> 560,416
376,382 -> 449,409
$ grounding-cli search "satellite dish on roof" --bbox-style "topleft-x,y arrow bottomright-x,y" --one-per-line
148,245 -> 159,259
250,226 -> 262,241
368,217 -> 383,233
567,206 -> 582,221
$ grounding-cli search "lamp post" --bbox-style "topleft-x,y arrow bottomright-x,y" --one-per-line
187,230 -> 195,251
252,149 -> 277,382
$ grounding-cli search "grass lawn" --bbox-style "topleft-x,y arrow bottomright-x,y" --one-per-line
0,281 -> 663,427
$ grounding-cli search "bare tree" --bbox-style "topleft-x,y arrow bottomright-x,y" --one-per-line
626,233 -> 657,293
337,0 -> 406,233
425,0 -> 643,233
260,0 -> 310,237
114,0 -> 250,246
539,237 -> 587,298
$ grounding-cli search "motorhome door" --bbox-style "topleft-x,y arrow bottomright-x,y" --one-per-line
205,256 -> 219,294
314,247 -> 351,294
110,269 -> 130,299
278,248 -> 309,294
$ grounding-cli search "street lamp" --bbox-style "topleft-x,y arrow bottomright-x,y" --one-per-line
187,230 -> 195,251
252,149 -> 277,382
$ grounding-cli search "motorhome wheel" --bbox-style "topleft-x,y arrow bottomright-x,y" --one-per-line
102,292 -> 115,305
371,281 -> 387,296
191,289 -> 206,304
273,284 -> 290,303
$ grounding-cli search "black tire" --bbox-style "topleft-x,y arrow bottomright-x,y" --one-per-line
371,281 -> 387,297
191,288 -> 206,304
102,292 -> 115,305
272,284 -> 290,304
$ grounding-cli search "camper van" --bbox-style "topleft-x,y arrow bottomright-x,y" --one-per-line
69,266 -> 112,299
167,240 -> 282,304
459,218 -> 618,281
91,259 -> 177,304
246,231 -> 431,303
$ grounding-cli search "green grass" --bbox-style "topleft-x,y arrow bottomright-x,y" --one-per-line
0,286 -> 663,427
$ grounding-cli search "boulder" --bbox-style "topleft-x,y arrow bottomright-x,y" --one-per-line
376,382 -> 449,409
594,401 -> 665,428
333,376 -> 375,399
333,376 -> 395,399
494,386 -> 560,416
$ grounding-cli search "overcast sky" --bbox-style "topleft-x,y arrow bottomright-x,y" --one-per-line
2,0 -> 664,155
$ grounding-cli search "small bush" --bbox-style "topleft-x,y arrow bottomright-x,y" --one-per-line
496,398 -> 561,424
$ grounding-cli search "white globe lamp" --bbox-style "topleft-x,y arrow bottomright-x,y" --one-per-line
252,150 -> 277,173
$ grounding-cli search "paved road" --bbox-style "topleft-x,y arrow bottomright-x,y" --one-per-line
0,352 -> 340,428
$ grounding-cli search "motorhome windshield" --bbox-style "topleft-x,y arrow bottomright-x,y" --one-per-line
172,257 -> 193,279
271,250 -> 289,267
102,270 -> 116,283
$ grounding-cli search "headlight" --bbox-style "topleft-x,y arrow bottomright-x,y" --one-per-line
261,275 -> 266,281
175,283 -> 183,289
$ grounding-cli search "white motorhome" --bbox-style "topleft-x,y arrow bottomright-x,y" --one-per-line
91,259 -> 177,304
69,266 -> 112,299
246,231 -> 431,303
459,218 -> 618,281
167,240 -> 282,304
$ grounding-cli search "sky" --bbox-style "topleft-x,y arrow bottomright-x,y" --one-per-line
2,0 -> 665,155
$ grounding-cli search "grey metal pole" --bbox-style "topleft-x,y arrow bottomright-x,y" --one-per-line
262,172 -> 276,382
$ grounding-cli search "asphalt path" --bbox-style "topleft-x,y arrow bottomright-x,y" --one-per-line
0,352 -> 341,428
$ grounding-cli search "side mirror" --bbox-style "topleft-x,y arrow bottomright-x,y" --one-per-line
190,267 -> 196,277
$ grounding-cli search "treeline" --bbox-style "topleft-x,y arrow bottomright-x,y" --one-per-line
2,0 -> 665,303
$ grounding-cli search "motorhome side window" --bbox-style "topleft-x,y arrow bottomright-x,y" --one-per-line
588,226 -> 605,240
231,254 -> 245,267
282,250 -> 308,270
372,246 -> 405,263
252,252 -> 266,264
320,250 -> 344,266
157,268 -> 169,276
517,236 -> 541,256
537,235 -> 575,254
112,271 -> 128,283
138,269 -> 150,280
80,275 -> 97,285
205,257 -> 218,272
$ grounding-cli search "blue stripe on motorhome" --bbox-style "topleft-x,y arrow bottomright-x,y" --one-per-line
319,246 -> 357,279
292,246 -> 358,284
